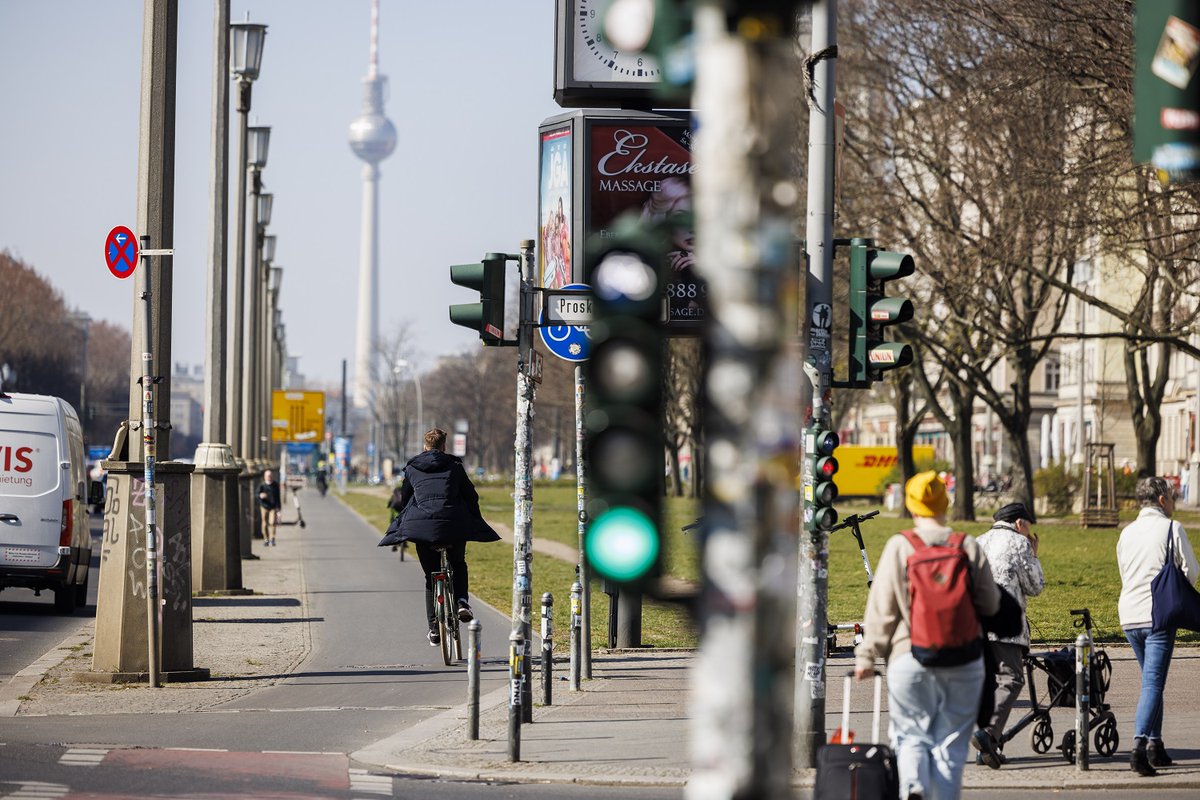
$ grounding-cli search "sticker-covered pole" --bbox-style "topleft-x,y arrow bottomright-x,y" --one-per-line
139,235 -> 161,689
512,240 -> 537,724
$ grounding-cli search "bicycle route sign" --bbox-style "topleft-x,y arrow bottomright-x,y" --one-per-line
104,226 -> 139,279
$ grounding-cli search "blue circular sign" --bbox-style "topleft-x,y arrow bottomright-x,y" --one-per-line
539,282 -> 591,362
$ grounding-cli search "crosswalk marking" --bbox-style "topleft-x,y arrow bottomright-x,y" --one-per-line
4,781 -> 69,799
59,747 -> 107,766
348,767 -> 393,796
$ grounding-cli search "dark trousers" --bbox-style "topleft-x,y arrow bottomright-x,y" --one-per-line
415,541 -> 469,629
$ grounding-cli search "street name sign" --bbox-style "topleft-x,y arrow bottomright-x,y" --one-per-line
544,289 -> 593,325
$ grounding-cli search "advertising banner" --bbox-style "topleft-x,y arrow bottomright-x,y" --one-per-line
539,126 -> 574,290
586,120 -> 703,331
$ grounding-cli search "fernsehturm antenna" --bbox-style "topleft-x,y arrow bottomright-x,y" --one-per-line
348,0 -> 396,409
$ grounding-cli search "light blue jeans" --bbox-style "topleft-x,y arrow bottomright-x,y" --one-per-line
887,651 -> 985,800
1124,625 -> 1175,740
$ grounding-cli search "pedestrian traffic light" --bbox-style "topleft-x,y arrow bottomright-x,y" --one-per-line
806,425 -> 839,531
848,239 -> 915,386
449,253 -> 507,345
584,214 -> 667,588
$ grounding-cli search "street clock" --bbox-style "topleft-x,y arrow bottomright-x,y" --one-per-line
554,0 -> 685,109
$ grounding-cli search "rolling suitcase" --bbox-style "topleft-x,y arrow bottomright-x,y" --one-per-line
814,672 -> 899,800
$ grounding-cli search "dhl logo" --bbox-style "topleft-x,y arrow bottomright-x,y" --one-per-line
856,455 -> 898,468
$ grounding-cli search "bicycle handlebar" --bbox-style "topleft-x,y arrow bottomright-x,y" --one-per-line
828,510 -> 880,533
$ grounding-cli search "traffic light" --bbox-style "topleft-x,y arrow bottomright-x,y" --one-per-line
723,1 -> 809,35
449,253 -> 507,345
584,214 -> 667,588
848,239 -> 915,386
806,424 -> 839,531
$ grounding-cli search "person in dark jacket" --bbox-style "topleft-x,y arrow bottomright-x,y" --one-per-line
257,469 -> 282,547
393,428 -> 500,646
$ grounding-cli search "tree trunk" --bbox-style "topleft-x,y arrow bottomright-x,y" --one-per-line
948,385 -> 977,523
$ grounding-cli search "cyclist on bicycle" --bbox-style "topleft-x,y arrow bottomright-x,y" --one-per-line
391,428 -> 500,646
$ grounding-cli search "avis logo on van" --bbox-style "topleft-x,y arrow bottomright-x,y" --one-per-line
1,445 -> 34,473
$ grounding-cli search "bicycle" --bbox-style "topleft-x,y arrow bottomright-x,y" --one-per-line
431,545 -> 463,666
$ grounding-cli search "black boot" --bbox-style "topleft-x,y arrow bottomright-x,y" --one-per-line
1131,738 -> 1158,777
1148,739 -> 1174,767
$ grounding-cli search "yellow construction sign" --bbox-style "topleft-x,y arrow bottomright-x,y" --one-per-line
271,390 -> 326,443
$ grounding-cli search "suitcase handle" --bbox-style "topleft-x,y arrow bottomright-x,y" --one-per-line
841,671 -> 885,744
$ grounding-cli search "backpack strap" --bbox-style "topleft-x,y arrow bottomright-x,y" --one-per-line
948,531 -> 966,548
901,529 -> 923,550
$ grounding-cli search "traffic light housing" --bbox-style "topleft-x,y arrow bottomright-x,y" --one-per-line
584,214 -> 667,588
806,425 -> 839,531
849,239 -> 915,386
449,253 -> 507,345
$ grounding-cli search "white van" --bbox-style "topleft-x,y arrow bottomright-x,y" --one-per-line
0,392 -> 91,612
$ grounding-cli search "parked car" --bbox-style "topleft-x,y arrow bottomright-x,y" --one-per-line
0,392 -> 91,612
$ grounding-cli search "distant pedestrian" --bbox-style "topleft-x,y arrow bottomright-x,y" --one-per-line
855,470 -> 1000,800
1117,476 -> 1200,776
972,502 -> 1044,769
257,469 -> 282,547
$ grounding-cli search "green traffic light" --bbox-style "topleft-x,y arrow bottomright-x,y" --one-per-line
586,506 -> 661,582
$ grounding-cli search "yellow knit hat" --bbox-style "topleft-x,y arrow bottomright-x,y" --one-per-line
905,470 -> 949,517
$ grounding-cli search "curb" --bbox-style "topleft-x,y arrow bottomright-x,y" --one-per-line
0,623 -> 93,717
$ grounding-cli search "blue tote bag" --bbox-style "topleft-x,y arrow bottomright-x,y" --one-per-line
1151,520 -> 1200,633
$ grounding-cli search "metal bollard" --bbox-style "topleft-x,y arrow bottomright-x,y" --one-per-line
508,628 -> 525,762
569,579 -> 582,692
541,592 -> 554,706
467,620 -> 482,740
1075,632 -> 1090,771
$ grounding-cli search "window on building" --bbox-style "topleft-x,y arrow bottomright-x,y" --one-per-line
1044,357 -> 1060,392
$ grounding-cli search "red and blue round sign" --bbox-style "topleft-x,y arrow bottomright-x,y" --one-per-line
104,226 -> 139,279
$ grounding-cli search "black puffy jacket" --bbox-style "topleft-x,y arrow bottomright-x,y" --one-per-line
393,450 -> 500,546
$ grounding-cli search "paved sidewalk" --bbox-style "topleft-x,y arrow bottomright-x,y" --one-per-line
355,646 -> 1200,790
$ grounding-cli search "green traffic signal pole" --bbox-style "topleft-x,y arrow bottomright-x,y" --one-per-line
796,0 -> 839,769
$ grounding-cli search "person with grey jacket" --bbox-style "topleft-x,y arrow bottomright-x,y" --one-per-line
1117,476 -> 1200,776
972,502 -> 1044,769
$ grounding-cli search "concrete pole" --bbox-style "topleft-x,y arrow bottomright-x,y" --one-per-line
192,0 -> 242,593
795,0 -> 837,769
512,242 -> 536,724
91,0 -> 206,681
242,172 -> 262,461
688,3 -> 803,797
228,82 -> 250,455
1191,344 -> 1200,505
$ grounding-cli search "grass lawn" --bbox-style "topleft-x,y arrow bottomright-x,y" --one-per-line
339,483 -> 1200,649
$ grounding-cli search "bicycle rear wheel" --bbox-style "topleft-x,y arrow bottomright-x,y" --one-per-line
436,577 -> 453,666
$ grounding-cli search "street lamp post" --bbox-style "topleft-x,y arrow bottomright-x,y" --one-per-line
227,19 -> 266,458
71,312 -> 92,423
243,128 -> 270,461
394,359 -> 423,460
253,190 -> 273,460
266,265 -> 282,461
261,236 -> 276,461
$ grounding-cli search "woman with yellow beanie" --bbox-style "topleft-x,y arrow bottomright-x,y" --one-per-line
854,471 -> 1000,800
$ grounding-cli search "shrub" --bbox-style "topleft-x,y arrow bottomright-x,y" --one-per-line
1034,461 -> 1079,515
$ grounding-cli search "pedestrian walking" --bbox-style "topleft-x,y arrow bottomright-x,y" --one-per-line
855,470 -> 1000,800
389,428 -> 500,646
1116,475 -> 1200,776
972,502 -> 1044,769
257,469 -> 282,547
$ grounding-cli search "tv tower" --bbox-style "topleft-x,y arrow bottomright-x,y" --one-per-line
348,0 -> 396,409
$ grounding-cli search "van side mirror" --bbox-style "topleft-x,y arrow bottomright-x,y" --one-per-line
88,480 -> 105,507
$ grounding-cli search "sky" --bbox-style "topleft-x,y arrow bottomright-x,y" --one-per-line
0,1 -> 564,386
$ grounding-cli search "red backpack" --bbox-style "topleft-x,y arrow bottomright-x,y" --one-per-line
901,530 -> 982,667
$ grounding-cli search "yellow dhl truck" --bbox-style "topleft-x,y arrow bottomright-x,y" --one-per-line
836,444 -> 936,497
